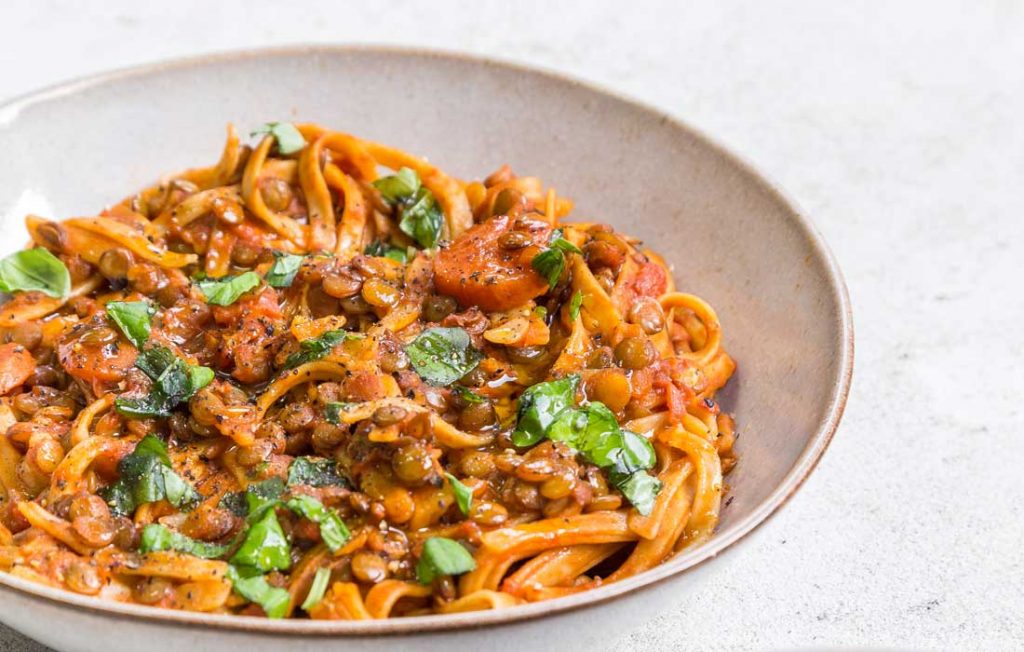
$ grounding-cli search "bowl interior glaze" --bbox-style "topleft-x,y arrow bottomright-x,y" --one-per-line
0,47 -> 852,637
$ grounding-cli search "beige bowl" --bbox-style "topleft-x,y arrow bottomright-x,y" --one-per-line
0,46 -> 852,652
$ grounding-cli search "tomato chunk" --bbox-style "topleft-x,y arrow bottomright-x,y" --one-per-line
57,320 -> 138,384
433,215 -> 552,312
0,343 -> 35,393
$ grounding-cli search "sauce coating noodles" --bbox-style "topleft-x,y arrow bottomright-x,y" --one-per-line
0,123 -> 736,618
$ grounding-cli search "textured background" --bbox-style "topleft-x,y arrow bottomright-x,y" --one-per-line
0,1 -> 1021,650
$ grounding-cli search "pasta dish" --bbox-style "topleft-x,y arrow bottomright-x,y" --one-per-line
0,123 -> 736,619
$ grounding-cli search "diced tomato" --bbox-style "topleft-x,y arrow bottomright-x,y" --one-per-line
632,261 -> 668,299
0,343 -> 35,393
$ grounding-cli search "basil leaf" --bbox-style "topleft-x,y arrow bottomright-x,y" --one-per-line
531,248 -> 565,290
405,327 -> 482,386
106,301 -> 156,348
372,167 -> 421,203
452,385 -> 484,404
550,231 -> 582,255
569,291 -> 583,321
251,122 -> 306,155
364,241 -> 409,264
197,271 -> 261,306
226,565 -> 291,619
612,431 -> 658,475
373,168 -> 444,249
445,473 -> 473,517
301,567 -> 332,611
138,523 -> 230,559
415,537 -> 476,584
100,435 -> 200,516
398,187 -> 444,249
0,248 -> 70,298
612,471 -> 662,516
230,505 -> 291,572
219,491 -> 248,517
244,478 -> 287,521
531,230 -> 581,291
511,375 -> 580,447
265,252 -> 304,288
287,456 -> 347,488
285,330 -> 358,369
115,346 -> 213,418
323,401 -> 355,425
285,495 -> 350,552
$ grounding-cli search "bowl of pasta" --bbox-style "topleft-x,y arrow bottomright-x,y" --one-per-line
0,47 -> 852,651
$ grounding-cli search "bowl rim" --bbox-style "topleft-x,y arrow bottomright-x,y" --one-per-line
0,44 -> 854,636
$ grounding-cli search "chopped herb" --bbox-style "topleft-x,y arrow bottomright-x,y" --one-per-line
197,271 -> 261,306
445,473 -> 473,517
451,385 -> 484,404
219,491 -> 248,517
251,122 -> 306,155
511,377 -> 662,514
415,537 -> 476,584
265,252 -> 304,288
301,567 -> 332,611
285,495 -> 350,552
114,346 -> 214,418
226,565 -> 290,619
138,523 -> 230,559
511,375 -> 580,447
364,240 -> 410,264
373,168 -> 444,248
533,306 -> 548,320
372,167 -> 420,202
287,456 -> 347,488
0,248 -> 70,299
106,300 -> 156,348
285,330 -> 359,369
230,502 -> 291,572
323,401 -> 354,425
99,435 -> 201,517
531,230 -> 582,290
404,327 -> 482,386
569,291 -> 584,321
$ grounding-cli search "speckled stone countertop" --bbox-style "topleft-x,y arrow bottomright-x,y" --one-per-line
0,1 -> 1020,650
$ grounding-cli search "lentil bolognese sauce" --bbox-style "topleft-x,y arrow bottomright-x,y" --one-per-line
0,122 -> 736,618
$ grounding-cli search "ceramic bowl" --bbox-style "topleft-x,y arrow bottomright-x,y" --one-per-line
0,46 -> 853,652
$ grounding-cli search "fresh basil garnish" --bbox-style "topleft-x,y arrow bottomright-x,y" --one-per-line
0,248 -> 71,298
251,122 -> 306,155
197,271 -> 261,306
511,377 -> 662,514
231,501 -> 291,572
106,300 -> 156,348
99,435 -> 201,517
511,375 -> 580,447
301,567 -> 332,611
611,470 -> 662,516
531,230 -> 582,290
287,456 -> 347,488
138,523 -> 230,559
373,168 -> 444,249
364,240 -> 410,264
445,473 -> 473,517
405,327 -> 482,386
285,495 -> 350,552
569,290 -> 583,321
226,565 -> 291,619
415,537 -> 476,584
265,252 -> 304,288
323,401 -> 354,425
452,385 -> 484,404
114,346 -> 214,418
285,330 -> 358,369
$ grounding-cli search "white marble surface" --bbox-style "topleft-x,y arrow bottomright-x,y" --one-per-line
1,1 -> 1022,650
